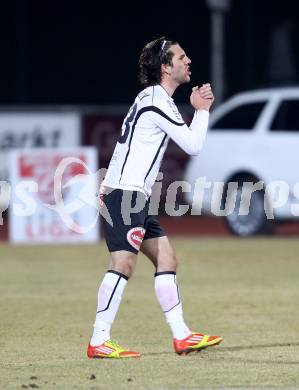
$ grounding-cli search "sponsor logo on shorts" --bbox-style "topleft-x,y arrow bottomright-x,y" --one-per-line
127,227 -> 145,251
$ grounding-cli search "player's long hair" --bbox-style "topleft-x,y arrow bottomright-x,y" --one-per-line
139,36 -> 178,87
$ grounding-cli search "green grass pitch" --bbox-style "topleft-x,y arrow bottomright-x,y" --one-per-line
1,238 -> 299,389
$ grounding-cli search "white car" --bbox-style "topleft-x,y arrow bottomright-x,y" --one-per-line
185,87 -> 299,236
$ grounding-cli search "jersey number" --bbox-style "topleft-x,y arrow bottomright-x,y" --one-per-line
118,103 -> 137,144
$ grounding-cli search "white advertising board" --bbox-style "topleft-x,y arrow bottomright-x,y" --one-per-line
0,113 -> 80,181
8,147 -> 99,244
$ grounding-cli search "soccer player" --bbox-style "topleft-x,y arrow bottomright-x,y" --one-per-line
87,37 -> 223,358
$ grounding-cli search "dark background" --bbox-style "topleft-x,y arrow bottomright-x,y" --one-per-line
2,0 -> 299,105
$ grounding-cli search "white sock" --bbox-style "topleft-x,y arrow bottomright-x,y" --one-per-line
155,272 -> 191,340
90,270 -> 128,346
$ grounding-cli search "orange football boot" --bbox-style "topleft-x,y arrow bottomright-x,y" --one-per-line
174,332 -> 223,355
87,339 -> 140,359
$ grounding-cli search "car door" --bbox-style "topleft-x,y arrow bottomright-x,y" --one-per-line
185,98 -> 268,214
259,97 -> 299,218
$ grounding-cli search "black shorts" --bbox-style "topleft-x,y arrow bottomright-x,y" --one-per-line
101,189 -> 166,254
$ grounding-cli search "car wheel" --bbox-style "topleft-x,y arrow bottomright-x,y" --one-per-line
223,177 -> 275,236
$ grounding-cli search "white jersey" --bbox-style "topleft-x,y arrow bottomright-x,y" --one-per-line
102,84 -> 209,198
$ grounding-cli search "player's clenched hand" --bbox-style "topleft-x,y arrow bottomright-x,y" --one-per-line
190,83 -> 214,111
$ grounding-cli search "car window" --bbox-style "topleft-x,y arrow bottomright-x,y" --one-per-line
210,102 -> 266,131
271,100 -> 299,131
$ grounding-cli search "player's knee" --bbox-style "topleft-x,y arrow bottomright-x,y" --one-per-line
110,252 -> 137,278
166,246 -> 177,270
158,253 -> 177,272
169,254 -> 178,271
123,258 -> 136,277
